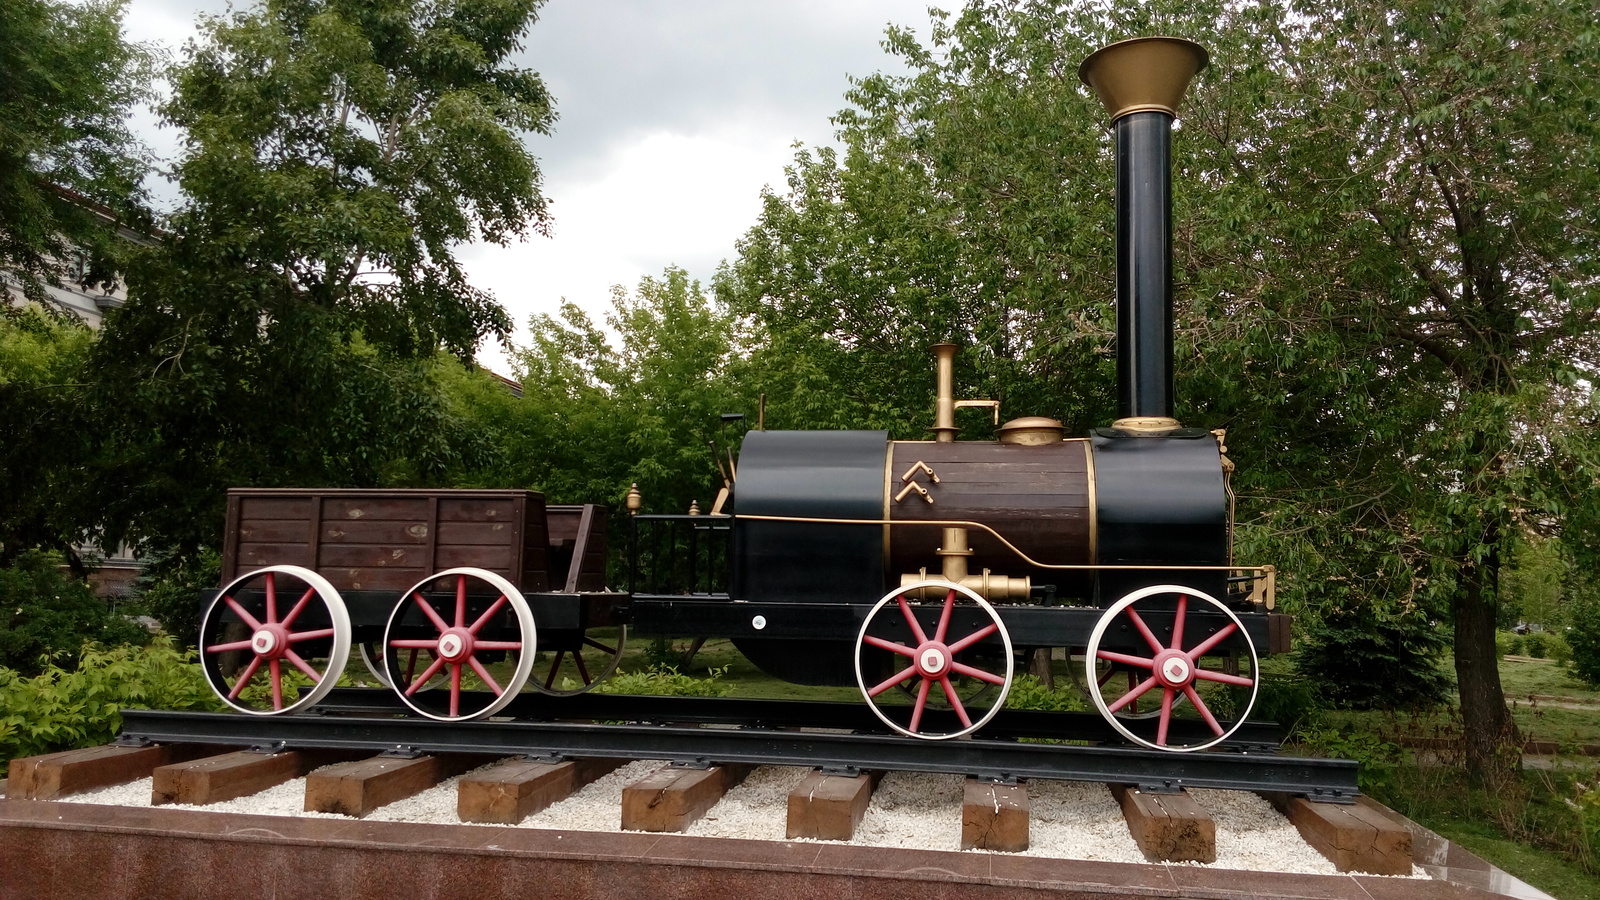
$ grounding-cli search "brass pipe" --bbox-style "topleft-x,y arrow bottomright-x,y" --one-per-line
931,343 -> 958,442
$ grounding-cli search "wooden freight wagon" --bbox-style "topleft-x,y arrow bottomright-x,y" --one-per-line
204,488 -> 624,719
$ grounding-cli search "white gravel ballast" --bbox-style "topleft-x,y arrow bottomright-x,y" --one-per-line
57,762 -> 1420,878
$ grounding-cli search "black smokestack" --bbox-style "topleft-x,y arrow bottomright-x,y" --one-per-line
1079,38 -> 1208,429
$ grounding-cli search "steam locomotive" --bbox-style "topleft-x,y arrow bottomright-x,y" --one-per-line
196,37 -> 1287,755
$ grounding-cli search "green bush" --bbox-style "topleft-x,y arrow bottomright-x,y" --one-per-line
1567,590 -> 1600,687
1497,631 -> 1525,657
0,637 -> 221,775
1003,674 -> 1086,712
0,551 -> 149,675
1295,603 -> 1452,710
592,665 -> 731,698
1526,634 -> 1547,659
1251,673 -> 1325,738
1296,724 -> 1402,795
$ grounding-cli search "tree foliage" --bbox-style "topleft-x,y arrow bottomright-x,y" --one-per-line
87,0 -> 555,554
0,0 -> 150,302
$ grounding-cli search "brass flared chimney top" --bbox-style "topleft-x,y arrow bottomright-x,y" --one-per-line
1078,36 -> 1209,121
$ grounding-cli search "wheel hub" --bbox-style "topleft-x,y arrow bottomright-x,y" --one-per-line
914,642 -> 950,678
1153,649 -> 1193,688
250,625 -> 290,659
436,628 -> 474,662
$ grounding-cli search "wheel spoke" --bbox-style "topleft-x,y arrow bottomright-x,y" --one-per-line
583,637 -> 618,654
227,656 -> 263,699
895,594 -> 930,645
410,592 -> 451,633
868,664 -> 920,697
938,676 -> 973,729
449,662 -> 462,717
468,656 -> 504,695
284,649 -> 323,682
948,660 -> 1006,685
1106,674 -> 1160,713
1194,668 -> 1255,687
1156,687 -> 1176,745
473,640 -> 523,650
1183,684 -> 1225,736
224,596 -> 263,631
934,588 -> 956,643
573,650 -> 592,685
1186,622 -> 1239,659
455,576 -> 468,628
1123,606 -> 1166,654
468,595 -> 508,635
1171,594 -> 1188,651
268,659 -> 283,711
405,656 -> 448,696
1096,649 -> 1155,669
405,648 -> 419,683
207,639 -> 255,654
946,622 -> 998,654
908,677 -> 932,732
265,573 -> 278,623
390,639 -> 440,649
287,628 -> 336,643
544,650 -> 566,689
863,634 -> 918,658
281,587 -> 317,628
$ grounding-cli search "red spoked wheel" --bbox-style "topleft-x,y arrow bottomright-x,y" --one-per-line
854,580 -> 1014,740
532,625 -> 627,697
1086,584 -> 1259,752
382,568 -> 535,721
199,566 -> 351,715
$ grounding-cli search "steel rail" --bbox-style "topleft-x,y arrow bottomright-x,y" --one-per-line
306,687 -> 1285,750
118,709 -> 1356,801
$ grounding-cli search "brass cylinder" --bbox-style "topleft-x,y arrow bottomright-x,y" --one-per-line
899,571 -> 1032,602
939,527 -> 971,582
931,343 -> 958,442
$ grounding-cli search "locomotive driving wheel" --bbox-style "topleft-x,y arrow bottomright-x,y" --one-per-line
382,568 -> 536,721
200,565 -> 351,715
1086,584 -> 1259,752
854,580 -> 1014,740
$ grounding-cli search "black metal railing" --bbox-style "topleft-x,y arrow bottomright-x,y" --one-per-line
628,514 -> 731,596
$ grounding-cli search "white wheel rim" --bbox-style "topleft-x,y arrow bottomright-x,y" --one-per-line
1085,584 -> 1259,752
383,567 -> 536,721
199,565 -> 351,716
854,579 -> 1014,740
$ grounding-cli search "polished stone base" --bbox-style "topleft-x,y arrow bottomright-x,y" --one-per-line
0,798 -> 1522,900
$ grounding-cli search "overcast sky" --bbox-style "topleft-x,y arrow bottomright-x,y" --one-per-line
122,0 -> 950,373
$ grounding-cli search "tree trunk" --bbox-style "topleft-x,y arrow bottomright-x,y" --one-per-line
1454,545 -> 1519,784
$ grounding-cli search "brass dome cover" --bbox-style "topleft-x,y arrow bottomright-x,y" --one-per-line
1078,36 -> 1209,121
997,416 -> 1066,446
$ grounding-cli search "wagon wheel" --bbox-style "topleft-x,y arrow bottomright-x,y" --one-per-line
199,566 -> 351,715
1085,584 -> 1259,752
532,625 -> 627,697
382,568 -> 536,721
854,580 -> 1014,740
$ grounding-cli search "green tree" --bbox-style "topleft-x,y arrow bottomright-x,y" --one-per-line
88,0 -> 555,555
497,267 -> 743,514
0,0 -> 150,303
0,310 -> 98,566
